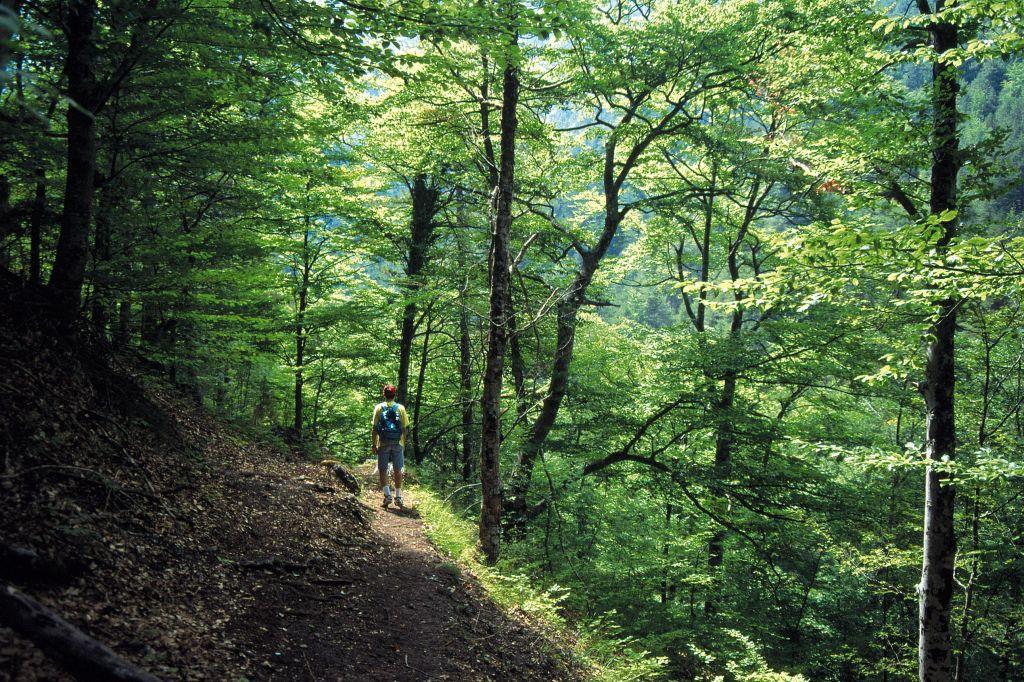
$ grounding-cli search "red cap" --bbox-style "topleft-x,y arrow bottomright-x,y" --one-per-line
382,384 -> 397,399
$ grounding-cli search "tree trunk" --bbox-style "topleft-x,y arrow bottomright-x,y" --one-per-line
459,280 -> 474,481
661,500 -> 674,603
680,168 -> 715,333
919,301 -> 957,682
412,314 -> 432,464
294,222 -> 310,438
397,174 -> 438,404
49,0 -> 99,318
29,168 -> 45,286
505,292 -> 583,525
397,301 -> 416,404
702,175 -> 753,617
254,376 -> 269,426
507,282 -> 528,417
954,322 -> 995,682
312,361 -> 326,440
505,142 -> 713,531
479,47 -> 519,565
505,206 -> 621,528
114,295 -> 130,348
139,283 -> 160,345
504,115 -> 632,529
705,366 -> 737,616
0,176 -> 12,263
953,490 -> 980,682
918,12 -> 960,682
90,182 -> 113,336
0,583 -> 159,682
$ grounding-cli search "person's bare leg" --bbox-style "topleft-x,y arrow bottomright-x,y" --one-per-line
393,441 -> 405,504
378,457 -> 392,506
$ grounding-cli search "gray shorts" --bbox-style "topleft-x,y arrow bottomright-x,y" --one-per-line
377,441 -> 404,474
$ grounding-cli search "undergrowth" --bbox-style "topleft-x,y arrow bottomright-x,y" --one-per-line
414,485 -> 669,681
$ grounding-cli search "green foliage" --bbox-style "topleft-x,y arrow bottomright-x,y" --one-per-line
416,485 -> 670,681
3,0 -> 1024,678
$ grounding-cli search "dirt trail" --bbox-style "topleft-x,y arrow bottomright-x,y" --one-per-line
1,358 -> 578,681
227,462 -> 576,682
0,293 -> 580,681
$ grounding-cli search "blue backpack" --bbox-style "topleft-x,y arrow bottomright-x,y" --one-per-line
377,402 -> 403,441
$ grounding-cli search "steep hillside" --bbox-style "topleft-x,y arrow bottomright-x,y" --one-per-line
0,294 -> 578,681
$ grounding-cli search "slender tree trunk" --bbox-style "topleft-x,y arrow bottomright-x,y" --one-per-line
0,176 -> 12,258
312,361 -> 326,440
505,114 -> 637,528
919,303 -> 957,682
705,306 -> 743,617
90,182 -> 113,336
953,490 -> 980,682
478,56 -> 499,189
412,314 -> 432,464
459,281 -> 474,481
293,331 -> 305,435
918,12 -> 960,682
479,44 -> 519,565
0,176 -> 16,274
705,366 -> 737,617
115,295 -> 130,348
29,168 -> 45,286
214,365 -> 228,410
680,170 -> 715,333
880,472 -> 901,682
91,119 -> 122,335
140,274 -> 160,345
507,284 -> 528,415
397,302 -> 416,404
505,216 -> 618,528
661,500 -> 673,603
254,376 -> 269,426
294,223 -> 310,438
504,88 -> 699,526
704,179 -> 751,617
174,212 -> 202,405
705,313 -> 744,619
49,0 -> 99,317
505,291 -> 585,525
397,174 -> 438,404
955,325 -> 994,681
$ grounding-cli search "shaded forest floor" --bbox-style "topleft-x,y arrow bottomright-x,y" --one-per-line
0,298 -> 579,680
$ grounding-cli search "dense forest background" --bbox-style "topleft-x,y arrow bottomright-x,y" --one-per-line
2,0 -> 1023,679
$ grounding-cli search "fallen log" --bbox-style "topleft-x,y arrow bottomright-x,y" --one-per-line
0,543 -> 85,586
0,583 -> 160,682
1,545 -> 62,584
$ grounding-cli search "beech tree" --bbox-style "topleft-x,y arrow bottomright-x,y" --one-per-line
3,0 -> 1023,677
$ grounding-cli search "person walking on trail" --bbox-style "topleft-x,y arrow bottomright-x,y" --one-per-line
372,384 -> 409,509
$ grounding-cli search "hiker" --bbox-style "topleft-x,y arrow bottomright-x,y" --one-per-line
371,384 -> 409,509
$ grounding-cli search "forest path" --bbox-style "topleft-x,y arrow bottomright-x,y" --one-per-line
0,344 -> 577,682
218,457 -> 575,682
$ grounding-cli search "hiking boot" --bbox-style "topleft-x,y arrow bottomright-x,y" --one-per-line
382,495 -> 392,509
395,496 -> 405,509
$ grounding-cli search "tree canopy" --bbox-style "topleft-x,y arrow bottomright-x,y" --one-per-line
2,0 -> 1024,679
